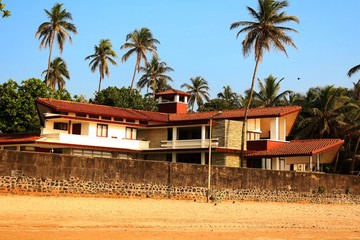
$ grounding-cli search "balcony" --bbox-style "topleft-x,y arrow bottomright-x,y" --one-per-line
38,133 -> 150,150
160,138 -> 219,149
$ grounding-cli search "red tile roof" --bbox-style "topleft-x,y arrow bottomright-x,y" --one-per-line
155,89 -> 191,96
36,98 -> 301,123
245,139 -> 344,157
0,133 -> 40,144
169,106 -> 301,122
36,98 -> 169,122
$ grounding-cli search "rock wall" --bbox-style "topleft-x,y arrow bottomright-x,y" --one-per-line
0,150 -> 359,203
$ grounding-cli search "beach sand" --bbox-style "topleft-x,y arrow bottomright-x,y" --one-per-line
0,195 -> 359,240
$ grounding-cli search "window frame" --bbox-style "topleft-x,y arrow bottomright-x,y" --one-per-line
53,122 -> 68,131
96,124 -> 108,137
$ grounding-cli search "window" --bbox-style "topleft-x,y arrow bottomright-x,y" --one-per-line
126,127 -> 137,139
54,122 -> 68,131
97,124 -> 108,137
114,117 -> 123,122
125,119 -> 135,123
178,127 -> 201,140
76,113 -> 86,117
89,115 -> 99,119
101,116 -> 111,120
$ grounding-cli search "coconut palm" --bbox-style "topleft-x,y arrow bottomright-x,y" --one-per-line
217,85 -> 239,101
230,0 -> 299,166
181,76 -> 210,111
296,86 -> 357,139
35,3 -> 77,86
253,75 -> 292,107
41,57 -> 69,90
348,64 -> 360,79
85,39 -> 118,93
138,55 -> 174,97
121,28 -> 160,92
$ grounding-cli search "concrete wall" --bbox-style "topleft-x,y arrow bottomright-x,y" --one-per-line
0,150 -> 359,203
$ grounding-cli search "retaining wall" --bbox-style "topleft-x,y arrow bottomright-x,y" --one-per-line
0,150 -> 359,203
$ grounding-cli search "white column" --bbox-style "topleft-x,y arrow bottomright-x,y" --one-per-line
172,152 -> 176,163
201,125 -> 206,148
174,94 -> 179,102
172,127 -> 177,149
272,157 -> 279,170
266,158 -> 272,170
201,152 -> 206,165
309,156 -> 313,172
270,117 -> 279,140
316,154 -> 320,172
262,158 -> 266,169
279,117 -> 286,141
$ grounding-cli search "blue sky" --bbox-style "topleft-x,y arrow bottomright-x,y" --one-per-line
0,1 -> 359,99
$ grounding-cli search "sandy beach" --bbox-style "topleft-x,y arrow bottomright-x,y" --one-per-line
0,195 -> 359,240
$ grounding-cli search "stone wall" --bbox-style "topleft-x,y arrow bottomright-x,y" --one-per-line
138,128 -> 167,148
215,119 -> 243,150
0,150 -> 359,203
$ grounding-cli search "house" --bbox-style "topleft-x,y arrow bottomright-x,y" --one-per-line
0,89 -> 344,172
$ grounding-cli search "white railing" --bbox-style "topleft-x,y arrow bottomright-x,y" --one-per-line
160,138 -> 219,149
39,133 -> 150,150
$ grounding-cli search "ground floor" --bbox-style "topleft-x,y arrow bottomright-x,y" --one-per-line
0,144 -> 328,173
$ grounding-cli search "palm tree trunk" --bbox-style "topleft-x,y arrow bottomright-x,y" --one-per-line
46,35 -> 55,87
152,76 -> 157,99
240,59 -> 260,167
98,76 -> 102,93
130,64 -> 137,92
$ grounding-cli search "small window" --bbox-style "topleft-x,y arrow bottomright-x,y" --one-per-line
126,127 -> 137,140
89,115 -> 99,119
76,113 -> 86,117
101,116 -> 111,120
125,119 -> 135,123
97,124 -> 108,137
139,120 -> 148,125
54,122 -> 68,131
114,117 -> 123,122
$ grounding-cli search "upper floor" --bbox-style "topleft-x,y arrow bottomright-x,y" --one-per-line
35,95 -> 301,152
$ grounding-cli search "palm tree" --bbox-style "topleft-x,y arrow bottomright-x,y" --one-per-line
348,64 -> 360,79
230,0 -> 299,167
121,27 -> 160,92
85,39 -> 118,93
217,85 -> 239,101
138,55 -> 174,97
181,76 -> 210,111
253,75 -> 292,107
41,57 -> 69,90
296,86 -> 357,139
35,3 -> 77,86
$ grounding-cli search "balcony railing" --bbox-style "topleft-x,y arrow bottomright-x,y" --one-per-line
160,138 -> 219,149
39,133 -> 150,150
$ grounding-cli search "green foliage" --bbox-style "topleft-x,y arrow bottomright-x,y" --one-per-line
199,98 -> 240,112
318,186 -> 325,194
345,186 -> 351,195
0,78 -> 71,133
0,0 -> 10,18
91,86 -> 156,111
